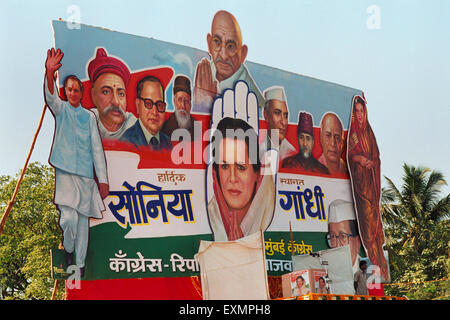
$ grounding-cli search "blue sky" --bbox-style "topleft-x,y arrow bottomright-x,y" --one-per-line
0,0 -> 449,195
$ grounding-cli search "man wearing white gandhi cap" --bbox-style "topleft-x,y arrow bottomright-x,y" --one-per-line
262,86 -> 296,161
327,199 -> 362,274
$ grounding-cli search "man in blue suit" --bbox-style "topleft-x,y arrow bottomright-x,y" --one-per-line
121,76 -> 172,151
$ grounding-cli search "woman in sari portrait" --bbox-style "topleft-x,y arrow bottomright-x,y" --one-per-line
348,96 -> 389,281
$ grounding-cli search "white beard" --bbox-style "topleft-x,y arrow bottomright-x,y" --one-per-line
175,109 -> 191,129
301,148 -> 312,159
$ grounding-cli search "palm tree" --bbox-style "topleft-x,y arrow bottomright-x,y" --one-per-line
381,164 -> 450,249
381,164 -> 449,298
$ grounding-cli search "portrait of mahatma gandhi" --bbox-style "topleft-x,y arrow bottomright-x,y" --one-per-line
193,10 -> 263,111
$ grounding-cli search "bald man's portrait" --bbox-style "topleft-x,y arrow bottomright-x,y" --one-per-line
318,112 -> 347,174
193,10 -> 264,112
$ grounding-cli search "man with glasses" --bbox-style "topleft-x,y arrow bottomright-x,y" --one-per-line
327,199 -> 362,274
120,76 -> 171,150
88,47 -> 137,140
193,10 -> 264,112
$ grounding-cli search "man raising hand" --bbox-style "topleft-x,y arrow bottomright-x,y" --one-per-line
44,47 -> 109,277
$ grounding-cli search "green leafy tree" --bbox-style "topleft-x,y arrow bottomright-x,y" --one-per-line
0,162 -> 64,300
381,164 -> 450,299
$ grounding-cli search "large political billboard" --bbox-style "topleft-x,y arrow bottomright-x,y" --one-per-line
47,10 -> 389,299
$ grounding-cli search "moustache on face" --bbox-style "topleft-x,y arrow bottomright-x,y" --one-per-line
215,57 -> 234,69
175,108 -> 189,119
103,105 -> 125,117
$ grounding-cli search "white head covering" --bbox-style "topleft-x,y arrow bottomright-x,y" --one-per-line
328,199 -> 356,223
263,86 -> 286,103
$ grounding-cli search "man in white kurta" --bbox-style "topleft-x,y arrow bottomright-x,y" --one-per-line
44,48 -> 109,274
